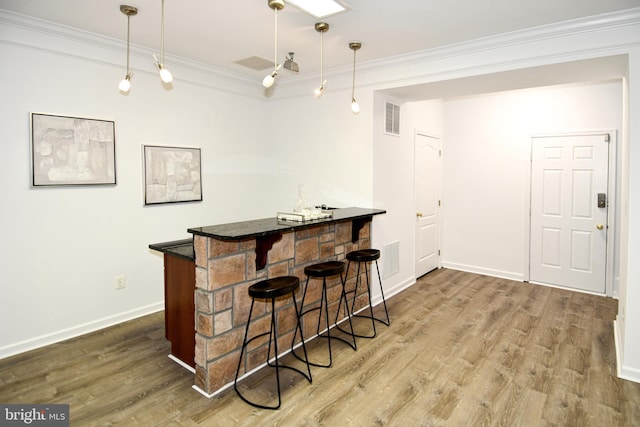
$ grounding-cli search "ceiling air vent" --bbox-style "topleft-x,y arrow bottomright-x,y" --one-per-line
385,101 -> 400,135
233,55 -> 274,71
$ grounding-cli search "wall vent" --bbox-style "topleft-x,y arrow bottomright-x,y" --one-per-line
385,101 -> 400,135
383,241 -> 400,278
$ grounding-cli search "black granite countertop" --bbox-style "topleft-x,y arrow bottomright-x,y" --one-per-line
187,207 -> 386,241
148,238 -> 194,261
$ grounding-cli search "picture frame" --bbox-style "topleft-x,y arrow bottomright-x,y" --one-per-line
143,145 -> 202,205
30,113 -> 116,186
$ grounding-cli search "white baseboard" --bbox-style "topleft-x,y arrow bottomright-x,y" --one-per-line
614,319 -> 640,384
168,354 -> 195,373
371,275 -> 416,306
193,382 -> 234,399
0,302 -> 164,360
441,262 -> 524,282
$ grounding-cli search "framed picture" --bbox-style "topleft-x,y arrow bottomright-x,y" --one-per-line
30,113 -> 116,186
143,145 -> 202,205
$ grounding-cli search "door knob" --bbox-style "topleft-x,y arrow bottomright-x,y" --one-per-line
416,212 -> 423,218
596,224 -> 604,230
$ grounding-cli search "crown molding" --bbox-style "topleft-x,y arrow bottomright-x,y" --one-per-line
0,9 -> 260,99
267,7 -> 640,99
358,7 -> 640,75
2,7 -> 639,100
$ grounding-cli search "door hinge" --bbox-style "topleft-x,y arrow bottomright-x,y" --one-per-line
438,200 -> 441,206
605,134 -> 610,143
439,149 -> 442,157
438,249 -> 441,256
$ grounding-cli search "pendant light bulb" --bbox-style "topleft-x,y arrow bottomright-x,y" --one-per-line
119,75 -> 132,93
263,64 -> 281,88
351,98 -> 360,114
314,80 -> 327,97
159,66 -> 173,83
263,71 -> 276,88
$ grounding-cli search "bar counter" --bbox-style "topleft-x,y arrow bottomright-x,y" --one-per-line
188,207 -> 386,240
151,207 -> 385,396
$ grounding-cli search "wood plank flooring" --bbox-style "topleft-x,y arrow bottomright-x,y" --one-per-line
1,269 -> 639,426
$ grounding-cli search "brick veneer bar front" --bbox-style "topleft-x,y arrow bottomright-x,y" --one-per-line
193,220 -> 371,395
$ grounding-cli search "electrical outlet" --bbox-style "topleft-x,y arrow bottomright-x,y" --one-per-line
115,275 -> 126,290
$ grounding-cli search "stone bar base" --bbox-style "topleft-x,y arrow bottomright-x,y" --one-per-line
193,220 -> 371,395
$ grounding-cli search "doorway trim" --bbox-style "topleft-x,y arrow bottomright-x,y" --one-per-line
524,130 -> 617,296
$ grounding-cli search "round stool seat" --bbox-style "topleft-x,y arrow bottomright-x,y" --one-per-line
346,249 -> 381,263
249,276 -> 299,299
304,261 -> 345,278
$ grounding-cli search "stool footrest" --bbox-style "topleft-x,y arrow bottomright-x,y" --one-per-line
338,312 -> 391,339
292,327 -> 357,367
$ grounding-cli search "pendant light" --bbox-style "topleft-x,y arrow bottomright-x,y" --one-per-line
118,5 -> 137,94
263,0 -> 285,88
314,22 -> 329,97
349,41 -> 362,114
153,0 -> 172,84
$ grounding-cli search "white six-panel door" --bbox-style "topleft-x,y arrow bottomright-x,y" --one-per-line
415,133 -> 441,277
529,134 -> 609,293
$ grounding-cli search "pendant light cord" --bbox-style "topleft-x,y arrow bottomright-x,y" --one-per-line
320,30 -> 324,86
126,14 -> 131,75
161,0 -> 165,65
274,7 -> 278,72
351,48 -> 356,99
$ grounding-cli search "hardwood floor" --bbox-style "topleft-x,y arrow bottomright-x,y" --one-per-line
1,269 -> 639,426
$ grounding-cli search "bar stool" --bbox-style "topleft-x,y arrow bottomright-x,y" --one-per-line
340,249 -> 390,339
292,261 -> 356,368
234,276 -> 311,410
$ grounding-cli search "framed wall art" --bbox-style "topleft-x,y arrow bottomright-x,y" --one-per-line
143,145 -> 202,205
30,113 -> 116,186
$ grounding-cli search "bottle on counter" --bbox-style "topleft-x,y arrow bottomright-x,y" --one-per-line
293,184 -> 311,217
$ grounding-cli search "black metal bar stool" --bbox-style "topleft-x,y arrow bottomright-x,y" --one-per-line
234,276 -> 311,410
340,249 -> 390,339
292,261 -> 356,368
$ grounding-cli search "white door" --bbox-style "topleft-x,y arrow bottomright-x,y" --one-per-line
415,132 -> 441,277
529,134 -> 609,293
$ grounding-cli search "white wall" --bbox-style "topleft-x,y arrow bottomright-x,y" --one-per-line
0,17 -> 373,358
441,81 -> 622,281
263,88 -> 373,210
617,48 -> 640,382
373,81 -> 622,290
372,95 -> 444,297
0,41 -> 264,356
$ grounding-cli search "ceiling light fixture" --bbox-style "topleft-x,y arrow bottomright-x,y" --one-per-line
118,5 -> 137,94
314,22 -> 329,97
263,0 -> 284,88
287,0 -> 347,19
349,41 -> 361,114
283,52 -> 299,73
153,0 -> 172,84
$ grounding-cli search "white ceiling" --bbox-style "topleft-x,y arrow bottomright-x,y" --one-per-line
1,0 -> 639,84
